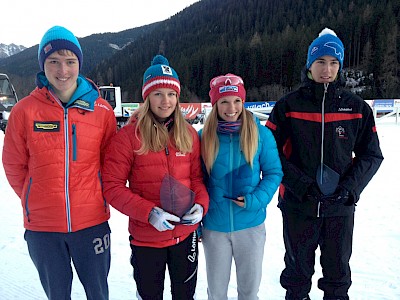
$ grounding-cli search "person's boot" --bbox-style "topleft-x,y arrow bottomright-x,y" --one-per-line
285,293 -> 311,300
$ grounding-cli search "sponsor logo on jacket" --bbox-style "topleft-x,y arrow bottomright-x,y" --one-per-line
74,99 -> 90,108
34,121 -> 60,132
339,107 -> 352,112
336,126 -> 347,139
96,102 -> 110,111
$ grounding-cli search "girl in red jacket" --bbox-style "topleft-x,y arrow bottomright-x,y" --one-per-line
102,55 -> 209,299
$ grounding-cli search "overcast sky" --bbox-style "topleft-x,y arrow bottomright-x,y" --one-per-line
2,0 -> 199,48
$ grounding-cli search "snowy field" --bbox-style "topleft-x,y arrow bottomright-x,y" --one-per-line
0,118 -> 399,300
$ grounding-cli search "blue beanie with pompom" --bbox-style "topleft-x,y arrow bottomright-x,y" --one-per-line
142,55 -> 180,101
307,28 -> 344,70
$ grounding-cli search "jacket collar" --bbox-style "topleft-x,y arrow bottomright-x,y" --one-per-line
35,72 -> 99,111
299,66 -> 344,103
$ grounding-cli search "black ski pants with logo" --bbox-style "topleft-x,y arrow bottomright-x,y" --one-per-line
280,210 -> 354,300
130,231 -> 198,300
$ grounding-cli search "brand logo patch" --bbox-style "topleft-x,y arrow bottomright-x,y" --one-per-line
187,231 -> 197,263
219,85 -> 238,93
335,126 -> 347,139
34,121 -> 60,132
310,46 -> 319,55
43,43 -> 53,54
324,42 -> 344,61
338,107 -> 352,112
96,102 -> 110,111
161,65 -> 173,75
176,151 -> 186,157
74,99 -> 90,108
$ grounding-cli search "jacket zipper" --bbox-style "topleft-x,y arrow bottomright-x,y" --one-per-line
64,109 -> 72,232
317,83 -> 329,218
229,134 -> 235,231
319,83 -> 328,182
98,171 -> 108,212
25,177 -> 33,222
165,146 -> 173,215
165,146 -> 180,244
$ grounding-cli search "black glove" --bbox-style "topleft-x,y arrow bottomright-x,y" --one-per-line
305,183 -> 322,201
339,188 -> 350,203
321,187 -> 351,205
319,187 -> 354,217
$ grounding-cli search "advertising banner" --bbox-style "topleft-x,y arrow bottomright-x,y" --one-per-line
180,103 -> 202,119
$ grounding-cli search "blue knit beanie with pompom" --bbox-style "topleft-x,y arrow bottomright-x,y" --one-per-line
142,55 -> 180,101
307,28 -> 344,70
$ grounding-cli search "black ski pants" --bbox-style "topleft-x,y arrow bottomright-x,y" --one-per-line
130,231 -> 198,300
280,210 -> 354,300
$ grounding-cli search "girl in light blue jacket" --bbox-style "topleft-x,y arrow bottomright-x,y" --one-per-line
199,73 -> 283,300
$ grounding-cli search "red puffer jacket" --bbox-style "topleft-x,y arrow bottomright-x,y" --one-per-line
101,121 -> 209,248
2,83 -> 117,233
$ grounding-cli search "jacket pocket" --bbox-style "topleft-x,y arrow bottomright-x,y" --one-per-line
72,123 -> 77,161
98,171 -> 108,212
25,177 -> 33,222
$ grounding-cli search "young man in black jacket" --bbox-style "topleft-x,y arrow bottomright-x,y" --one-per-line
266,28 -> 384,300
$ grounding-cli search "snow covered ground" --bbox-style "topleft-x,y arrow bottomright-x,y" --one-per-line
1,119 -> 399,300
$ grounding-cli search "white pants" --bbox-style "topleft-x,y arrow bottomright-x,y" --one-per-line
202,223 -> 266,300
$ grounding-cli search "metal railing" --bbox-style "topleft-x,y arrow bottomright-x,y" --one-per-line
373,107 -> 400,124
248,107 -> 273,121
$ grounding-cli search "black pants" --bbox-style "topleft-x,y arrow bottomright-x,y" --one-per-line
130,231 -> 198,300
280,210 -> 354,300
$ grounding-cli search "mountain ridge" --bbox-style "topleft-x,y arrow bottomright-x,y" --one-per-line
0,0 -> 399,100
0,44 -> 27,59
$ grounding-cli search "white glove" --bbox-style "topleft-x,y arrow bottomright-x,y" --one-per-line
148,207 -> 180,232
181,204 -> 204,225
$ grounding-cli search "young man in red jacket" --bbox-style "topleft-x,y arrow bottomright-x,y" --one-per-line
2,26 -> 116,299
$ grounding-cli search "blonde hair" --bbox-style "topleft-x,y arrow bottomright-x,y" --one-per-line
129,98 -> 193,155
201,104 -> 258,174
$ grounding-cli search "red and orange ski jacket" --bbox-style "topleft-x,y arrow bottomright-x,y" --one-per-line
2,74 -> 117,232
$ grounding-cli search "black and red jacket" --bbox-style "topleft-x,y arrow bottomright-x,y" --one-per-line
266,72 -> 383,213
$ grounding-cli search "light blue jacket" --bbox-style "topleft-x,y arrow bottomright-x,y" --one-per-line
199,119 -> 283,232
